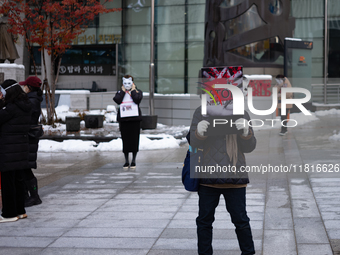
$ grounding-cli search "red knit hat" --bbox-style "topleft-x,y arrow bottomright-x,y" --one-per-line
19,76 -> 42,87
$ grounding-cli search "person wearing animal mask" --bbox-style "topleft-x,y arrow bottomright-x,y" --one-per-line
113,75 -> 143,170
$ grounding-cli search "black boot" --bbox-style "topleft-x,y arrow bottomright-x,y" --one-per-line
25,177 -> 42,207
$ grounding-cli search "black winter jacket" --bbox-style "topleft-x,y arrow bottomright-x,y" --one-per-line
189,107 -> 256,185
27,91 -> 43,169
113,89 -> 143,122
0,99 -> 32,172
28,91 -> 43,125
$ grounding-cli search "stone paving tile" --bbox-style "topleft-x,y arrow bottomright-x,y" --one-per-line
63,227 -> 164,238
291,199 -> 321,218
96,203 -> 181,212
25,200 -> 108,212
0,237 -> 56,248
3,119 -> 340,254
294,217 -> 330,243
49,237 -> 156,249
324,220 -> 340,229
0,227 -> 66,237
76,218 -> 171,228
41,248 -> 149,255
159,228 -> 264,240
0,248 -> 45,254
297,244 -> 333,255
86,211 -> 175,220
265,208 -> 293,230
5,218 -> 80,228
263,230 -> 297,255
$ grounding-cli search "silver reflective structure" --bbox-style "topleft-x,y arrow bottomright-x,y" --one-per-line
204,0 -> 295,67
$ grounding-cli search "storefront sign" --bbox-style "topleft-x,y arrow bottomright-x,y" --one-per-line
58,64 -> 116,76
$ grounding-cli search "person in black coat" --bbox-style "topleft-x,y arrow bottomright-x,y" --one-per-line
189,105 -> 257,255
0,79 -> 32,223
19,76 -> 43,207
113,75 -> 143,170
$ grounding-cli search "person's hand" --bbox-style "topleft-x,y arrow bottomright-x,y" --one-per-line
235,118 -> 249,137
121,85 -> 126,92
131,83 -> 136,92
197,120 -> 210,137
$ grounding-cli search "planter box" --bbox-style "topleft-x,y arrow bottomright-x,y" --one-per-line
141,115 -> 158,130
66,116 -> 81,132
84,115 -> 104,128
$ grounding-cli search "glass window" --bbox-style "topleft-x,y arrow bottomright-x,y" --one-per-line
83,48 -> 115,65
157,61 -> 184,77
188,4 -> 205,23
188,60 -> 203,78
188,42 -> 204,60
187,0 -> 205,4
156,6 -> 185,24
125,7 -> 150,25
99,0 -> 122,27
157,0 -> 185,6
123,61 -> 150,78
188,23 -> 204,41
125,44 -> 150,61
156,78 -> 184,93
156,24 -> 185,43
157,43 -> 184,61
61,49 -> 83,64
126,0 -> 151,10
291,0 -> 324,18
125,26 -> 150,43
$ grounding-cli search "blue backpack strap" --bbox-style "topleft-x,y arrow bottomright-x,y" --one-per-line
189,145 -> 198,153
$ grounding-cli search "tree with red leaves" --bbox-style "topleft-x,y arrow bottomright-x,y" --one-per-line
0,0 -> 121,125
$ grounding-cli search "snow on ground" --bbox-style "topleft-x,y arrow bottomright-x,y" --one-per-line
39,134 -> 186,152
315,108 -> 340,116
39,105 -> 337,152
329,131 -> 340,142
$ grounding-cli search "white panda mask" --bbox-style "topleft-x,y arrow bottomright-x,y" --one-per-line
122,77 -> 133,90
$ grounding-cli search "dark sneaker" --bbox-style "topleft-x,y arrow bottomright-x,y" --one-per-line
130,162 -> 136,170
123,163 -> 129,170
25,196 -> 42,207
279,131 -> 287,136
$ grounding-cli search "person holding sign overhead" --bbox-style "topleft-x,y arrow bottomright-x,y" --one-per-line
113,75 -> 143,170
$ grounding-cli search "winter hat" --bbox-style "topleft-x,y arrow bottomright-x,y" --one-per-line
0,79 -> 20,97
19,76 -> 42,88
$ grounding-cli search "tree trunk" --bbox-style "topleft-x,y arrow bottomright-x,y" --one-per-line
42,48 -> 53,125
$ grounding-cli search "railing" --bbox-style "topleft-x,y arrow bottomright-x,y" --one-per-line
311,83 -> 340,104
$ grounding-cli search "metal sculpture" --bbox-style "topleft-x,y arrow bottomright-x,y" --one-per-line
204,0 -> 295,67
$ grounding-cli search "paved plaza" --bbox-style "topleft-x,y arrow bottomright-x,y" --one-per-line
1,114 -> 340,254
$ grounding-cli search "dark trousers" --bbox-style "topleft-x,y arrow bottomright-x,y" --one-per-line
196,185 -> 255,255
1,169 -> 26,218
278,108 -> 290,133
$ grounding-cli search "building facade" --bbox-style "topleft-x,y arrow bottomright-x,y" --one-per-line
13,0 -> 340,102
